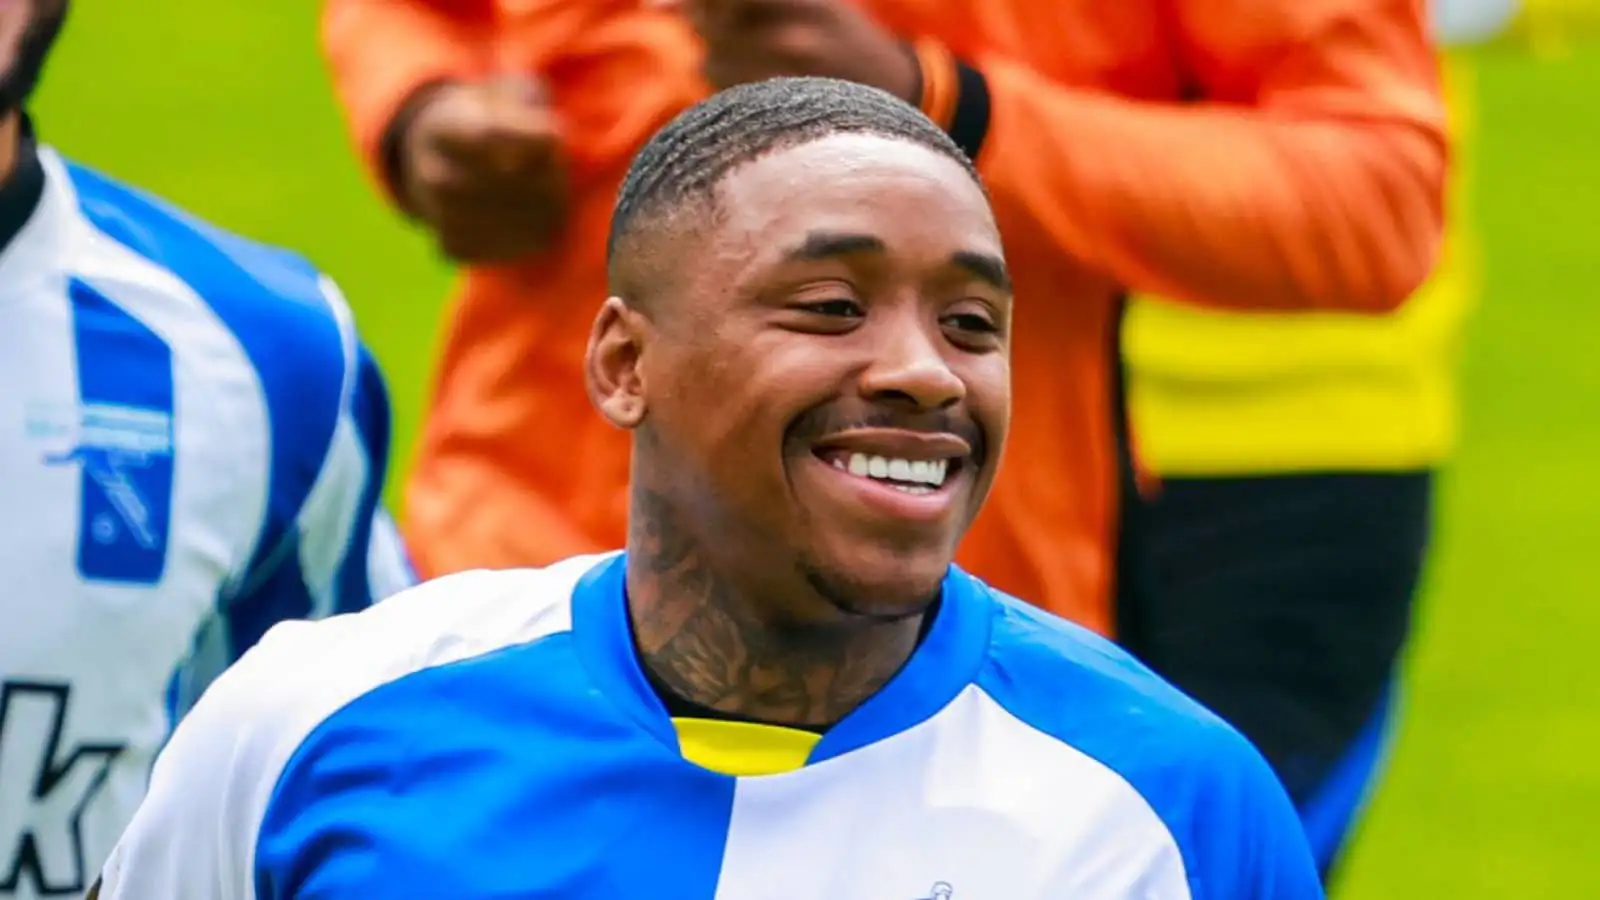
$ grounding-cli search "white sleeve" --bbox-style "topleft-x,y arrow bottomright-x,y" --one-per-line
367,507 -> 419,602
95,626 -> 309,900
97,561 -> 615,898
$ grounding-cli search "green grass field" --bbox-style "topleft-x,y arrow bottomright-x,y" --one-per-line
32,5 -> 1600,896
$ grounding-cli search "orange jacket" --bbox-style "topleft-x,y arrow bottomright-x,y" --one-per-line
324,0 -> 1445,635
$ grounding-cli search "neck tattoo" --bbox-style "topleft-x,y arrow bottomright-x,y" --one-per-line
625,484 -> 922,728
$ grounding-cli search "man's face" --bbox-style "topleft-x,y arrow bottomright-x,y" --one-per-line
0,0 -> 68,114
604,133 -> 1011,623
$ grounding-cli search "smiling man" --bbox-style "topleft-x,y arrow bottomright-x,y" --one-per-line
92,78 -> 1319,900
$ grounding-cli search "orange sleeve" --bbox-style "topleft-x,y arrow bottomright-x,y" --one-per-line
322,2 -> 705,202
321,0 -> 496,201
916,0 -> 1448,313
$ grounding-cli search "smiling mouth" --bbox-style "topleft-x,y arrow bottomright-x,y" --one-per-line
812,449 -> 966,496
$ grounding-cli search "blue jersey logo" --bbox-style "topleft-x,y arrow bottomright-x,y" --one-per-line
45,431 -> 168,552
44,281 -> 176,585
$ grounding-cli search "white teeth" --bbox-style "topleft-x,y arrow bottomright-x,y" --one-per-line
841,453 -> 949,487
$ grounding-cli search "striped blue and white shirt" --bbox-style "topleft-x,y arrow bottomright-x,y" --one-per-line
99,554 -> 1322,900
0,136 -> 413,899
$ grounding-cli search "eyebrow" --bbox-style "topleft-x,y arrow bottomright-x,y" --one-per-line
950,250 -> 1011,293
783,231 -> 1012,292
784,231 -> 888,262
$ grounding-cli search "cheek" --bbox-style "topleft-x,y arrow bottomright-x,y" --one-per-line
967,358 -> 1011,444
0,13 -> 24,55
702,361 -> 812,469
644,344 -> 783,478
646,338 -> 838,502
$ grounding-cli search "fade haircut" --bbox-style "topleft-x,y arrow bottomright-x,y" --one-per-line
605,77 -> 982,286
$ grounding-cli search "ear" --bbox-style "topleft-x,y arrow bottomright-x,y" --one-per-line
585,296 -> 650,429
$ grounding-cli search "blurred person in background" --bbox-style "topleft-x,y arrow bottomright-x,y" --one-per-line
0,2 -> 412,896
321,0 -> 693,581
1122,0 -> 1600,884
321,0 -> 1444,638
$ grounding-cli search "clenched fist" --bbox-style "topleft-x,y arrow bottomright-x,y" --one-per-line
392,76 -> 568,264
653,0 -> 919,102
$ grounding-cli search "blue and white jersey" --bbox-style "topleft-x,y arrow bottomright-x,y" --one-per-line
100,554 -> 1322,900
0,137 -> 414,899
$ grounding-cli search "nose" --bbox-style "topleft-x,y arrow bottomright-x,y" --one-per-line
858,317 -> 965,410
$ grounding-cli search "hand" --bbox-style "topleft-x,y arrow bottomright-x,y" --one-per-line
394,76 -> 568,264
653,0 -> 919,102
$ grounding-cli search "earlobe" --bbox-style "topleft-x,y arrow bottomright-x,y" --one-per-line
585,297 -> 649,429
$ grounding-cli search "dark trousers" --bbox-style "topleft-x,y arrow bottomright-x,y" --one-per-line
1117,471 -> 1433,872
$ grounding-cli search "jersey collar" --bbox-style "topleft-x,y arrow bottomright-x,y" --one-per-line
569,553 -> 994,767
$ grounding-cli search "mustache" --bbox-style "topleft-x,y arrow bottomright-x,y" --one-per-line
788,405 -> 987,460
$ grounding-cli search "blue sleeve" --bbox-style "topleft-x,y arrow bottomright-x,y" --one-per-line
329,342 -> 396,612
227,340 -> 412,660
165,342 -> 412,719
1189,734 -> 1327,900
333,343 -> 417,608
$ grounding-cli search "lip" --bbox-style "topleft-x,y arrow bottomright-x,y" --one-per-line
810,428 -> 974,462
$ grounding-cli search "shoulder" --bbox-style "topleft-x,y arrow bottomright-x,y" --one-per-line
975,581 -> 1248,759
160,554 -> 614,789
203,554 -> 615,746
51,151 -> 378,548
99,555 -> 617,897
966,577 -> 1310,891
56,152 -> 351,346
53,151 -> 357,428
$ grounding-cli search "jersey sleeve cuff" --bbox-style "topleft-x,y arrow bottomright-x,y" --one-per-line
911,38 -> 992,163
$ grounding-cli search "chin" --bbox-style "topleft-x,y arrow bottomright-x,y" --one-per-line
800,551 -> 950,624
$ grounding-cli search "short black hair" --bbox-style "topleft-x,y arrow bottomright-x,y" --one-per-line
606,76 -> 981,269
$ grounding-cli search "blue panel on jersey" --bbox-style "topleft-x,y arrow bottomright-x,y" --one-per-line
334,344 -> 393,615
65,160 -> 350,652
255,634 -> 734,899
971,585 -> 1323,900
59,279 -> 175,584
225,562 -> 315,663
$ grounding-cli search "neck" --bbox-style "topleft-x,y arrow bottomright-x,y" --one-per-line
626,484 -> 924,728
0,113 -> 19,186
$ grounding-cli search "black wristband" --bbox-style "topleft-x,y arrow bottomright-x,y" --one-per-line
947,60 -> 992,163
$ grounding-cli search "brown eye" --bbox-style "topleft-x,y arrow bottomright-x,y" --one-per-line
943,311 -> 998,334
798,299 -> 865,319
